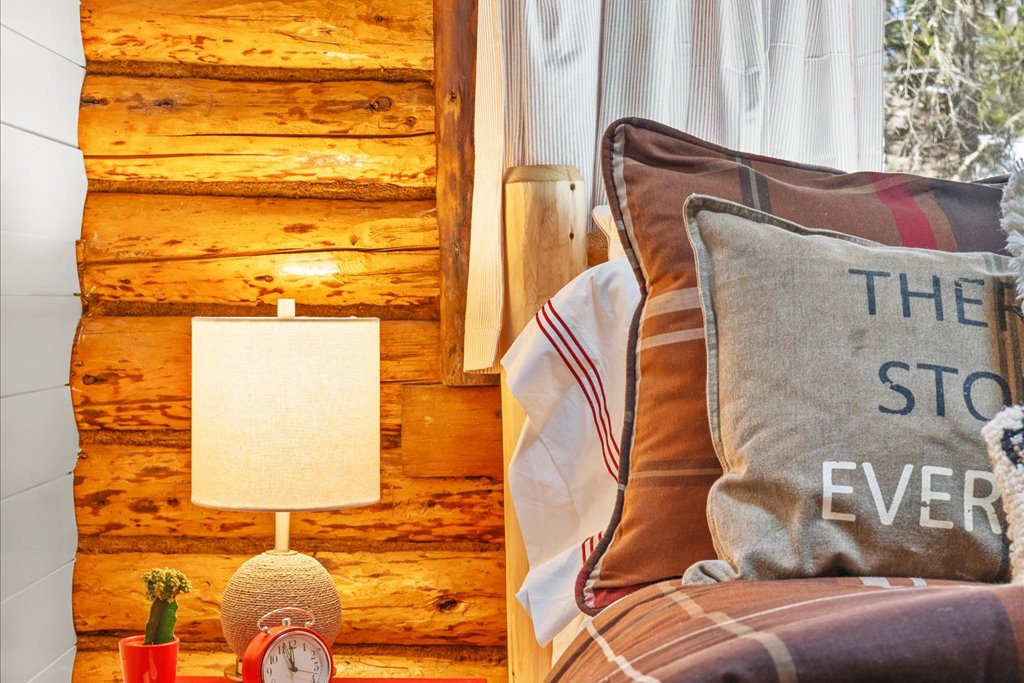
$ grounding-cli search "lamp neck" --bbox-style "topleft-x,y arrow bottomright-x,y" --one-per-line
274,511 -> 291,551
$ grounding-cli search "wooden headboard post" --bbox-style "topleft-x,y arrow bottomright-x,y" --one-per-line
501,165 -> 588,682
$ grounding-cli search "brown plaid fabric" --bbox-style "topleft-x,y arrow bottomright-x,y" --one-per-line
554,577 -> 1024,682
579,118 -> 1009,612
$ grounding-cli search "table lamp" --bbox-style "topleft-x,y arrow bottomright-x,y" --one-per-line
190,299 -> 380,679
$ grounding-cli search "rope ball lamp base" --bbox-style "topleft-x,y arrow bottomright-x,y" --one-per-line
220,550 -> 341,680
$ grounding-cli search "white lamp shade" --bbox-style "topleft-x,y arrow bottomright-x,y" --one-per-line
191,317 -> 380,511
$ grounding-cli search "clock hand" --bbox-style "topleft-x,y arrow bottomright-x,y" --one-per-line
285,644 -> 298,672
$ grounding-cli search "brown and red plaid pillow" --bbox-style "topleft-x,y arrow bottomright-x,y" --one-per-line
578,118 -> 1008,613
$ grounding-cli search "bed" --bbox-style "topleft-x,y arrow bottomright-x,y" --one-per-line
497,120 -> 1024,682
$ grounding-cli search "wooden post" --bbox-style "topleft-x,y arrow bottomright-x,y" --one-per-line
434,0 -> 497,386
501,165 -> 588,682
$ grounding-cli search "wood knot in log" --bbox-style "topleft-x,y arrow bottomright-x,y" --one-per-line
82,489 -> 123,509
434,596 -> 459,613
369,96 -> 393,112
129,498 -> 160,514
82,374 -> 107,385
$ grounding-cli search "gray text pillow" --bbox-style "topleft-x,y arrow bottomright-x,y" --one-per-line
684,196 -> 1022,583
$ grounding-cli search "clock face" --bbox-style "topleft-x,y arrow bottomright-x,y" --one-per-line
259,630 -> 331,683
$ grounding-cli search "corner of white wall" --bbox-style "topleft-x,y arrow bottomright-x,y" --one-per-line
0,0 -> 86,681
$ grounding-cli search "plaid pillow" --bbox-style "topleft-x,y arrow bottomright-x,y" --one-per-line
579,118 -> 1008,612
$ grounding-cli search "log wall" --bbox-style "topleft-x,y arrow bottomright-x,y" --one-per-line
72,1 -> 505,680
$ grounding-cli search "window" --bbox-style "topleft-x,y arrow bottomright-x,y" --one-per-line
885,0 -> 1023,180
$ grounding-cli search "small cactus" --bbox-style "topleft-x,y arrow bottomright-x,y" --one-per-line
141,568 -> 192,645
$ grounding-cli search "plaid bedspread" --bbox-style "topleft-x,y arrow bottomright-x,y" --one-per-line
549,577 -> 1023,682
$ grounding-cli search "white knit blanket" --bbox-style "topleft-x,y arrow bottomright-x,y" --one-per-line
985,168 -> 1024,584
983,406 -> 1024,584
1003,166 -> 1024,306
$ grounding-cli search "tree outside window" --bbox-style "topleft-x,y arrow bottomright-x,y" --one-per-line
885,0 -> 1023,180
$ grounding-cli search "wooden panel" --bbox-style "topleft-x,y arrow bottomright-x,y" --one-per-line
74,442 -> 502,543
81,249 -> 438,312
73,551 -> 505,646
81,194 -> 437,264
402,385 -> 502,478
0,562 -> 76,683
0,27 -> 84,146
0,295 -> 81,397
1,475 -> 77,601
0,232 -> 79,296
81,0 -> 433,80
80,76 -> 433,145
73,646 -> 507,683
0,388 -> 78,498
0,124 -> 87,241
28,645 -> 76,683
500,380 -> 551,682
1,0 -> 85,65
71,316 -> 439,431
434,0 -> 494,387
84,133 -> 436,200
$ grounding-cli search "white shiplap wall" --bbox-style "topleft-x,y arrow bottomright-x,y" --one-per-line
0,1 -> 85,681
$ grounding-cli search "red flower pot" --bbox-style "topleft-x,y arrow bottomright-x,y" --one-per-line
118,635 -> 179,683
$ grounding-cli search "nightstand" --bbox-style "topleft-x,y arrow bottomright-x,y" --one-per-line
177,678 -> 486,683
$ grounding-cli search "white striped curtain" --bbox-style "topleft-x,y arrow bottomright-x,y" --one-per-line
465,0 -> 884,372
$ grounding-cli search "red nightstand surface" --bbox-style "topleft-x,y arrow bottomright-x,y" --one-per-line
177,679 -> 486,683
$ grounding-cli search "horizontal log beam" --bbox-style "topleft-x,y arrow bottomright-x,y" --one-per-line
402,385 -> 503,479
73,550 -> 505,646
81,194 -> 438,263
73,644 -> 508,682
74,442 -> 503,543
74,383 -> 405,449
76,536 -> 499,557
72,317 -> 439,432
81,0 -> 433,81
80,77 -> 434,150
81,249 -> 439,311
84,133 -> 436,198
85,179 -> 434,201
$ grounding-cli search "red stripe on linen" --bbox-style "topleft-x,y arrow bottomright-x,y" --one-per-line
535,308 -> 618,481
581,532 -> 604,563
539,303 -> 619,477
870,173 -> 939,249
546,302 -> 621,461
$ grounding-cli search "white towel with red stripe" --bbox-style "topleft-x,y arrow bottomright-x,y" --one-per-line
502,258 -> 640,646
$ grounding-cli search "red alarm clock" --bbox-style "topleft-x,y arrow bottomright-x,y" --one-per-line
241,608 -> 335,683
